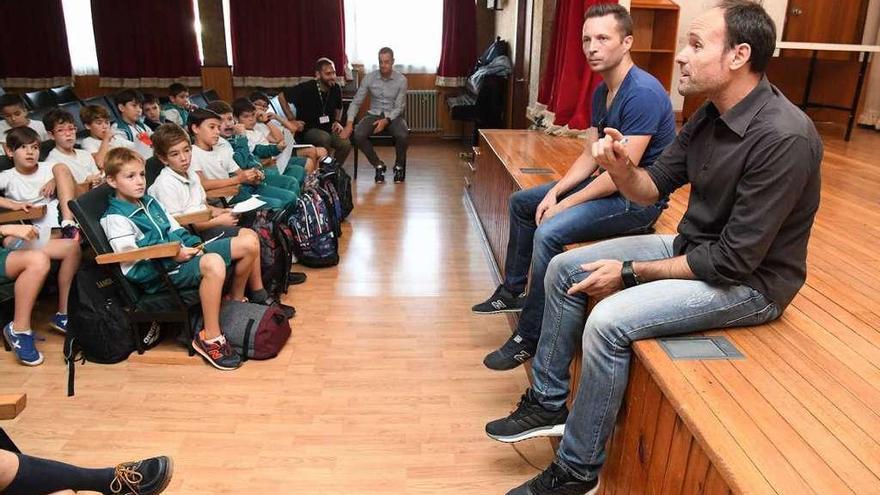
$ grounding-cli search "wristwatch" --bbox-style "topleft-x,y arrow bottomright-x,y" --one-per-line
621,260 -> 640,289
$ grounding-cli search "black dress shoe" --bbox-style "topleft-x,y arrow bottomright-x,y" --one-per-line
393,165 -> 405,183
110,455 -> 174,495
288,271 -> 307,285
374,164 -> 387,183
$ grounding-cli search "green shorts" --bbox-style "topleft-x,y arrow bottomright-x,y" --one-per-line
166,238 -> 232,289
0,248 -> 11,283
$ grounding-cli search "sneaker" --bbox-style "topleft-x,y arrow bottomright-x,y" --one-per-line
60,224 -> 81,241
49,312 -> 68,334
110,455 -> 174,495
393,165 -> 405,183
506,461 -> 599,495
288,271 -> 307,285
192,331 -> 242,371
2,322 -> 44,366
471,285 -> 526,314
483,333 -> 537,370
486,389 -> 567,443
374,163 -> 387,183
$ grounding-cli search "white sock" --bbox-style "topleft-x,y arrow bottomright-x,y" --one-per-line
60,219 -> 77,228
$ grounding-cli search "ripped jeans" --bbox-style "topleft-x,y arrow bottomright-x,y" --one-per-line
529,234 -> 781,481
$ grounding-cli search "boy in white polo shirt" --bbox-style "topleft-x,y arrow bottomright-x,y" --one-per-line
0,94 -> 49,145
80,105 -> 136,169
43,108 -> 103,186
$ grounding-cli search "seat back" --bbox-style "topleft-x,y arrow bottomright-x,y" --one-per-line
39,140 -> 55,161
202,89 -> 220,102
23,90 -> 56,110
190,93 -> 208,109
58,101 -> 86,131
50,85 -> 79,104
145,156 -> 164,188
269,95 -> 285,116
69,184 -> 142,304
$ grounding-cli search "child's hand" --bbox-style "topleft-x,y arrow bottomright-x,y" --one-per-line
276,140 -> 287,151
87,174 -> 104,187
40,179 -> 57,199
0,224 -> 39,241
245,169 -> 261,184
293,120 -> 305,132
173,246 -> 201,262
215,212 -> 238,227
233,123 -> 247,135
101,128 -> 113,141
256,110 -> 268,123
8,201 -> 33,212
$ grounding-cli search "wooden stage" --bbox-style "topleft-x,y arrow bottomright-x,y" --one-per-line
466,129 -> 880,494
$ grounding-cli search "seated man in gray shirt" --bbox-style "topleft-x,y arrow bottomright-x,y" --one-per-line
340,47 -> 409,184
485,2 -> 824,494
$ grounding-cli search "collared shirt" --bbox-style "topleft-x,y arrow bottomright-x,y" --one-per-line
46,147 -> 100,183
646,76 -> 823,308
347,70 -> 408,122
147,166 -> 208,216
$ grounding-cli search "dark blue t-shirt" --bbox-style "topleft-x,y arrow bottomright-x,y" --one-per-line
591,66 -> 676,168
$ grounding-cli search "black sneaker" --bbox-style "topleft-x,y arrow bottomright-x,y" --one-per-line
486,389 -> 567,442
264,297 -> 296,319
288,271 -> 307,285
374,164 -> 387,183
472,285 -> 525,314
506,461 -> 599,495
483,333 -> 536,370
110,455 -> 174,495
393,165 -> 405,183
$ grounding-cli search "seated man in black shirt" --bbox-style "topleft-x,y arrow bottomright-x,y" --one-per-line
279,58 -> 352,166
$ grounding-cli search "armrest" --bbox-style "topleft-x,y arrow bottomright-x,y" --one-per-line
95,241 -> 181,265
0,205 -> 48,224
0,394 -> 26,420
173,209 -> 212,225
206,185 -> 240,199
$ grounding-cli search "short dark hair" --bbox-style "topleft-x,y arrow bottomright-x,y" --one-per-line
206,100 -> 232,115
152,123 -> 191,158
718,0 -> 776,73
42,108 -> 76,132
248,91 -> 270,106
114,89 -> 143,107
186,108 -> 222,135
378,47 -> 394,58
5,127 -> 40,151
0,94 -> 26,112
584,3 -> 633,38
168,82 -> 189,97
231,97 -> 256,118
80,104 -> 111,125
142,93 -> 160,106
315,57 -> 334,72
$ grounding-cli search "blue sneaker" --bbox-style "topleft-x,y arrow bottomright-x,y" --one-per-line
49,313 -> 68,334
3,322 -> 44,366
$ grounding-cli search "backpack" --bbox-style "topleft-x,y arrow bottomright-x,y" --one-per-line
190,300 -> 291,360
308,174 -> 342,238
288,191 -> 339,268
64,261 -> 159,396
319,156 -> 354,220
250,209 -> 293,298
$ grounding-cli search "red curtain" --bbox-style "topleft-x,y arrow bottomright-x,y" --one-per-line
229,0 -> 346,79
537,0 -> 609,129
0,0 -> 72,84
90,0 -> 201,81
436,0 -> 477,87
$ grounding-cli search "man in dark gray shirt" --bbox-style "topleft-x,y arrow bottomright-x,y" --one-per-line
486,2 -> 822,494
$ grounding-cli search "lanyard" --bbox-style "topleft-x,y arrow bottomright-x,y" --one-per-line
316,80 -> 329,115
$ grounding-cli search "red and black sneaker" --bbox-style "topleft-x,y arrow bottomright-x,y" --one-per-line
192,330 -> 242,371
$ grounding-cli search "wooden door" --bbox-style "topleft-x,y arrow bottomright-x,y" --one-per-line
782,0 -> 870,44
509,0 -> 535,129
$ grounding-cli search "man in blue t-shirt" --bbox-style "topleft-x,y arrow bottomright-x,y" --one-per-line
473,3 -> 676,371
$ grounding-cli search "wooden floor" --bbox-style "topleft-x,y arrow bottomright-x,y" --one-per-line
2,124 -> 880,493
0,141 -> 556,494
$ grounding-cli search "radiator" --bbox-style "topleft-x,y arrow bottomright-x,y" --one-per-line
405,90 -> 440,132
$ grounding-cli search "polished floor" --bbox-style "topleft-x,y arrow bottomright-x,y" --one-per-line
1,141 -> 555,494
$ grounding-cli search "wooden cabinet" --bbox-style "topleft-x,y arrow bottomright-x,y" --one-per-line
630,0 -> 680,92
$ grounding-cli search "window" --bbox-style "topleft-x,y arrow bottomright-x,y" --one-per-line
344,0 -> 443,74
61,0 -> 99,75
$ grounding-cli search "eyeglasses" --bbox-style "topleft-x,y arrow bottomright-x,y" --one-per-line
53,126 -> 77,134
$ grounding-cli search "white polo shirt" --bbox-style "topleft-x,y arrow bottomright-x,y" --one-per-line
0,119 -> 49,145
190,141 -> 240,180
148,166 -> 208,216
0,162 -> 61,228
46,147 -> 100,183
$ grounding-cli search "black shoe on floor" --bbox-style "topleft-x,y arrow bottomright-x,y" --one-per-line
110,455 -> 174,495
393,165 -> 405,183
374,164 -> 387,183
264,297 -> 296,319
506,461 -> 599,495
472,285 -> 525,314
486,389 -> 568,443
288,271 -> 307,285
483,333 -> 537,370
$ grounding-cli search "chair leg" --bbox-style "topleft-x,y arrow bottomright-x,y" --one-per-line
353,143 -> 358,179
130,321 -> 145,354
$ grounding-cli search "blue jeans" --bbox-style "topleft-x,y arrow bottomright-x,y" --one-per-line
503,179 -> 664,343
530,235 -> 782,481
